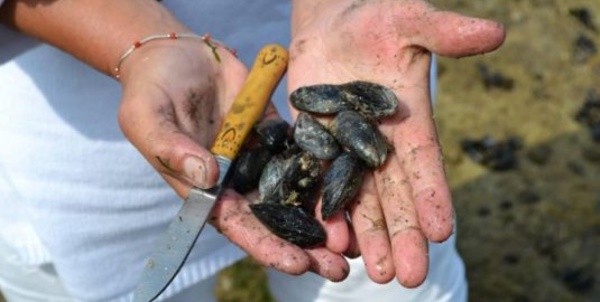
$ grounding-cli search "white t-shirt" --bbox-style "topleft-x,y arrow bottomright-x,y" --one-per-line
0,2 -> 453,302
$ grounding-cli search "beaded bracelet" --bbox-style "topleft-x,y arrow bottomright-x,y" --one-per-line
113,32 -> 236,79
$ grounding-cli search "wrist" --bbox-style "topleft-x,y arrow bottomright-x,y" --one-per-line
116,36 -> 213,86
114,32 -> 217,80
116,33 -> 238,89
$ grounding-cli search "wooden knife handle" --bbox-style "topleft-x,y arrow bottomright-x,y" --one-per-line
210,44 -> 288,160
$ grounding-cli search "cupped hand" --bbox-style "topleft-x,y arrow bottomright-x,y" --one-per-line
117,38 -> 349,281
288,0 -> 506,286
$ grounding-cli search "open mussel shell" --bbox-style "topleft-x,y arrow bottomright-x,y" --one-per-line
329,110 -> 389,168
340,81 -> 399,119
293,112 -> 341,160
250,203 -> 326,248
322,152 -> 366,220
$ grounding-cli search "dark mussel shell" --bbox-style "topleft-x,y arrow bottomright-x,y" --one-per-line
255,119 -> 293,154
329,110 -> 389,168
258,154 -> 288,205
250,203 -> 326,248
340,81 -> 399,119
321,152 -> 366,220
290,84 -> 350,115
232,146 -> 273,194
293,112 -> 341,160
280,151 -> 321,210
258,150 -> 321,211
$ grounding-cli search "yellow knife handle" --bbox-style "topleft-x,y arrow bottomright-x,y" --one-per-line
210,44 -> 288,160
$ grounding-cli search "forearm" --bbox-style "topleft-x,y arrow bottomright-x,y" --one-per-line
0,0 -> 189,76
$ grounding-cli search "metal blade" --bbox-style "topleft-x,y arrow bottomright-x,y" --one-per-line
132,186 -> 222,302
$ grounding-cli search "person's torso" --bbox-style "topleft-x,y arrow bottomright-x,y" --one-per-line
0,1 -> 290,301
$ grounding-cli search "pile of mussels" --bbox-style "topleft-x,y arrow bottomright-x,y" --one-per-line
231,81 -> 399,248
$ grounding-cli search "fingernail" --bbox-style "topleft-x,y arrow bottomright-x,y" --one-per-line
183,156 -> 208,188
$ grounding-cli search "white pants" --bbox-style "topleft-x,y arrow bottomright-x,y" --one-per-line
268,234 -> 467,302
0,239 -> 217,302
0,237 -> 466,302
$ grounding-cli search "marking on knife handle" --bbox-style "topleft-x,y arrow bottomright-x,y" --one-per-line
262,47 -> 278,65
216,127 -> 238,154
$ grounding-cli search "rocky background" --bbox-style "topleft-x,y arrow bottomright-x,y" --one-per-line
435,0 -> 600,301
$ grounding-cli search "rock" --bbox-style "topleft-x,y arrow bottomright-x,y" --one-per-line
572,34 -> 597,64
569,7 -> 598,33
526,144 -> 553,165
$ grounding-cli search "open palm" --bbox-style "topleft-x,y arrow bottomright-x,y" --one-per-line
288,0 -> 505,286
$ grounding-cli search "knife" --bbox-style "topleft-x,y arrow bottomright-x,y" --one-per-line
132,44 -> 289,302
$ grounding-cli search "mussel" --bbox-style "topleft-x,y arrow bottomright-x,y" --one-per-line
232,81 -> 400,249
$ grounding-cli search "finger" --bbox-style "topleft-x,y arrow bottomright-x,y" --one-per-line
305,247 -> 350,282
379,86 -> 455,243
210,189 -> 312,275
315,200 -> 351,254
374,155 -> 429,288
409,4 -> 506,57
348,173 -> 395,283
343,219 -> 361,259
119,94 -> 220,190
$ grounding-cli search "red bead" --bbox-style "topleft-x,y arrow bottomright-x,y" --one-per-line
133,41 -> 142,48
169,32 -> 177,39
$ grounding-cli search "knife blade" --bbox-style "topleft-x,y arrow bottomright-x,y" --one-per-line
132,44 -> 289,302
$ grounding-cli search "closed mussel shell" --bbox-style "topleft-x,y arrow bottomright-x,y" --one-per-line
250,203 -> 326,248
255,119 -> 292,154
258,154 -> 288,204
329,110 -> 388,168
290,84 -> 350,115
321,152 -> 365,220
294,112 -> 341,160
232,146 -> 273,194
340,81 -> 399,119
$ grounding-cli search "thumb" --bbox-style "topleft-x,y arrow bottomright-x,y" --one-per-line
118,96 -> 220,193
412,9 -> 506,58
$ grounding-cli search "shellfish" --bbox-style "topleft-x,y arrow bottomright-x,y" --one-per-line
232,81 -> 399,248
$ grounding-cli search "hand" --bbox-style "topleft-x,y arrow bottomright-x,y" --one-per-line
289,0 -> 505,286
117,39 -> 349,281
